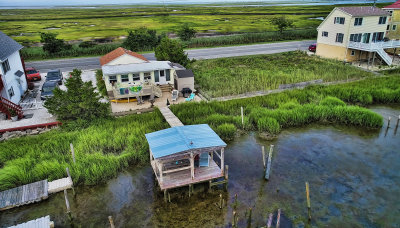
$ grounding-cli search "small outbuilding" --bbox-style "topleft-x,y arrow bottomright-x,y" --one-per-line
174,69 -> 195,93
145,124 -> 227,197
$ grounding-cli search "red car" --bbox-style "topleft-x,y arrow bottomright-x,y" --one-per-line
308,43 -> 317,52
26,67 -> 41,81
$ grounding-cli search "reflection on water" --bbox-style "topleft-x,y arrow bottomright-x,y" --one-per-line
1,106 -> 399,227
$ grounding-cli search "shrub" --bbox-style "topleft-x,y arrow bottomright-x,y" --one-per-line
319,96 -> 346,107
257,117 -> 280,134
95,69 -> 107,97
216,123 -> 237,141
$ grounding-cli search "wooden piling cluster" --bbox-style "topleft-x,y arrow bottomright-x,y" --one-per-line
262,145 -> 274,180
306,182 -> 311,221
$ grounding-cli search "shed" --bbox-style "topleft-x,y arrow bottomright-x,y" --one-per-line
174,69 -> 195,92
145,124 -> 226,191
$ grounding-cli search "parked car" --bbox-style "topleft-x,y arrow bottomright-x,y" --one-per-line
26,67 -> 41,81
46,69 -> 63,85
40,81 -> 59,100
308,43 -> 317,52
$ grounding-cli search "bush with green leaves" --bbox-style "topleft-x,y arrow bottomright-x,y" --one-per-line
123,27 -> 165,52
95,69 -> 107,97
257,117 -> 280,134
215,123 -> 237,141
44,69 -> 110,128
40,32 -> 69,54
270,16 -> 294,34
155,37 -> 192,67
177,23 -> 197,41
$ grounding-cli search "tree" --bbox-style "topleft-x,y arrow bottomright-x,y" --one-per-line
177,24 -> 197,41
270,16 -> 294,34
44,69 -> 109,127
40,32 -> 68,54
123,27 -> 165,51
155,37 -> 191,67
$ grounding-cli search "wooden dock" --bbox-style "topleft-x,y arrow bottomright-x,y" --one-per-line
0,177 -> 73,211
8,215 -> 54,228
0,180 -> 48,211
159,107 -> 184,127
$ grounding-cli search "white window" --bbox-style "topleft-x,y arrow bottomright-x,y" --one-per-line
351,50 -> 356,56
1,59 -> 10,74
121,74 -> 129,82
350,33 -> 362,42
8,87 -> 14,98
334,17 -> 345,24
322,31 -> 328,37
335,33 -> 344,43
132,73 -> 140,81
354,17 -> 363,26
393,25 -> 397,31
144,72 -> 151,80
379,16 -> 387,25
108,75 -> 117,84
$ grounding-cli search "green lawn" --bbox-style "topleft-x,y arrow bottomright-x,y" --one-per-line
192,51 -> 375,98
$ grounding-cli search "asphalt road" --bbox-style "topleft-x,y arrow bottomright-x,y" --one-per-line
26,40 -> 316,73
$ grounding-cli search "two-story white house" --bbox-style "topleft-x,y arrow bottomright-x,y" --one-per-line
316,6 -> 400,65
0,31 -> 27,104
100,47 -> 191,100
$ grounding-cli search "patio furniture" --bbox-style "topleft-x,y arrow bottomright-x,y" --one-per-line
172,90 -> 178,102
199,152 -> 210,167
185,93 -> 195,102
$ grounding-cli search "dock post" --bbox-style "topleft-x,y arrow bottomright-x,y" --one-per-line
224,165 -> 229,191
241,106 -> 244,129
246,207 -> 252,228
267,213 -> 273,228
168,192 -> 171,203
64,189 -> 72,221
70,143 -> 76,164
209,180 -> 212,192
66,167 -> 75,196
262,146 -> 266,170
108,216 -> 115,228
232,211 -> 238,228
396,115 -> 400,128
219,194 -> 223,209
388,116 -> 391,128
306,182 -> 311,221
189,184 -> 191,197
265,145 -> 274,180
164,190 -> 167,203
276,209 -> 281,228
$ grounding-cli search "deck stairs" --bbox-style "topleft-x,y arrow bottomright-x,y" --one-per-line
348,39 -> 400,65
159,84 -> 173,93
0,97 -> 24,120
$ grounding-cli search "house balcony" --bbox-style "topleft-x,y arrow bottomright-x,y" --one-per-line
348,39 -> 400,51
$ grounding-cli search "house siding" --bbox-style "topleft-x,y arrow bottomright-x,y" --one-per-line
317,9 -> 352,47
0,51 -> 27,104
385,9 -> 400,39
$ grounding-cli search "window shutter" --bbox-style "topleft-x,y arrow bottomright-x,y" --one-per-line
155,70 -> 160,82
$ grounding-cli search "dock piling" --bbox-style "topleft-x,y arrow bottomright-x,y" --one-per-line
224,165 -> 229,191
267,213 -> 273,228
388,116 -> 391,128
66,167 -> 75,196
276,209 -> 281,228
70,143 -> 76,164
64,189 -> 72,221
265,145 -> 274,180
241,107 -> 244,128
262,146 -> 266,170
246,207 -> 252,228
108,216 -> 115,228
306,182 -> 311,221
219,194 -> 223,209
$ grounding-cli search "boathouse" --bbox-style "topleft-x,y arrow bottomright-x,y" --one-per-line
145,124 -> 227,195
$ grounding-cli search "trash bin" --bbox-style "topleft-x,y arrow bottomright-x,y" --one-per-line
182,88 -> 192,98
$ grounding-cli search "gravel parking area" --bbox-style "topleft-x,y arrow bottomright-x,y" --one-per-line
0,70 -> 98,130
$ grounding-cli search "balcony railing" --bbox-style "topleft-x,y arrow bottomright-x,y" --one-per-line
348,39 -> 400,51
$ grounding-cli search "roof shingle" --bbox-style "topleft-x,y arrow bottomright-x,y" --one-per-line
383,0 -> 400,9
338,6 -> 391,17
99,47 -> 148,66
0,31 -> 23,62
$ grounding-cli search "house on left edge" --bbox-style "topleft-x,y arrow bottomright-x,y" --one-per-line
0,31 -> 27,119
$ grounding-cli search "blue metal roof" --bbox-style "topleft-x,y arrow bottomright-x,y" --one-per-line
145,124 -> 227,159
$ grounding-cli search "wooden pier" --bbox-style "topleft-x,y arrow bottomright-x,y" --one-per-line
159,107 -> 184,127
0,176 -> 73,211
8,215 -> 54,228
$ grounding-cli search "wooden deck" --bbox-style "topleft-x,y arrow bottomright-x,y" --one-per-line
8,215 -> 54,228
0,180 -> 48,211
152,159 -> 224,190
159,107 -> 184,127
48,177 -> 73,194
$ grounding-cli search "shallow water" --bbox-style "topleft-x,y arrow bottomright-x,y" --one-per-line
1,106 -> 399,227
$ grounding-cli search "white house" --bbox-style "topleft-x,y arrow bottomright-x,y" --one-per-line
316,6 -> 400,65
100,47 -> 193,100
0,31 -> 27,104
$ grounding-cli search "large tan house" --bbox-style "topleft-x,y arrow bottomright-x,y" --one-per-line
316,6 -> 400,65
383,1 -> 400,40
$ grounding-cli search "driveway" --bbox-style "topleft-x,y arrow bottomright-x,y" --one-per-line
26,40 -> 316,73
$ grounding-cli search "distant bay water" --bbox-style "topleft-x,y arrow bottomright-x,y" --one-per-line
0,0 -> 395,8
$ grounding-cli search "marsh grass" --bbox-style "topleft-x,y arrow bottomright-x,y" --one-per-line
0,111 -> 169,191
170,75 -> 400,136
192,51 -> 374,98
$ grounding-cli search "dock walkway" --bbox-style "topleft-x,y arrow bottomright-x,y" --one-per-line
159,107 -> 184,127
9,215 -> 54,228
0,177 -> 73,211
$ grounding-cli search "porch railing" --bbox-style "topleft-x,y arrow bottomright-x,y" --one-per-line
0,97 -> 24,119
348,39 -> 400,51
